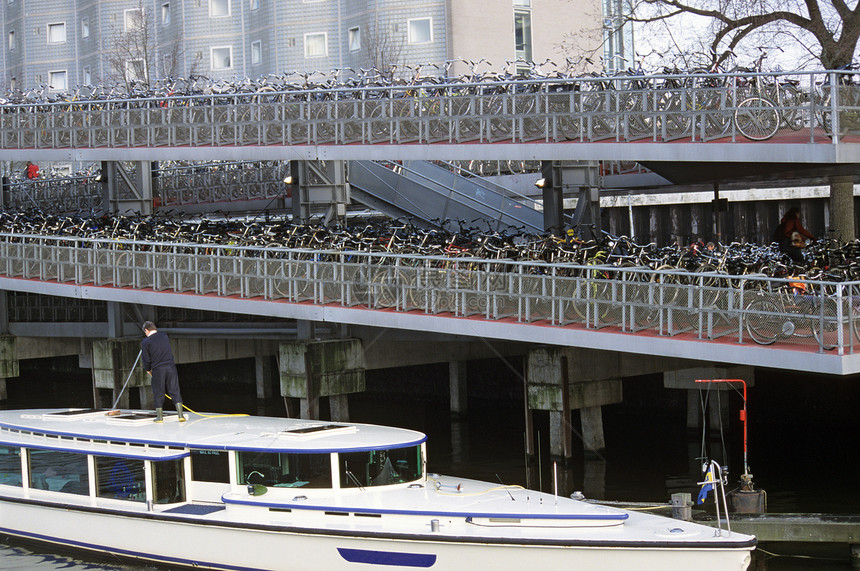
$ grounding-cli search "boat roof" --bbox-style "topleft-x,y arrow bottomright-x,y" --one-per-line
0,409 -> 426,454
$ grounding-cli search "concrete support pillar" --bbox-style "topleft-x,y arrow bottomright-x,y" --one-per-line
138,386 -> 153,409
0,290 -> 9,335
580,406 -> 606,454
107,302 -> 124,339
526,347 -> 622,460
686,389 -> 700,430
329,394 -> 350,422
92,338 -> 148,409
830,176 -> 855,242
279,339 -> 365,421
449,361 -> 468,419
549,410 -> 566,457
0,334 -> 18,401
255,353 -> 274,401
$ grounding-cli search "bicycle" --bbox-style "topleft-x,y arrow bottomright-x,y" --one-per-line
744,279 -> 838,349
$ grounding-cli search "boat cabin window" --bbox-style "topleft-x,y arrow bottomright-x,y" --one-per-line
191,450 -> 230,483
152,458 -> 186,504
95,456 -> 145,502
339,445 -> 423,488
237,451 -> 332,488
0,445 -> 21,487
28,449 -> 89,495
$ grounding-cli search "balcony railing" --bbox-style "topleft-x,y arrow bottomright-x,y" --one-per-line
1,71 -> 858,149
0,233 -> 856,354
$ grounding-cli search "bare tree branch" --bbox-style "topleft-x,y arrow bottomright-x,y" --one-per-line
627,0 -> 860,69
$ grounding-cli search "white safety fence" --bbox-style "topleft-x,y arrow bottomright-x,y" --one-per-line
0,70 -> 858,148
0,234 -> 857,354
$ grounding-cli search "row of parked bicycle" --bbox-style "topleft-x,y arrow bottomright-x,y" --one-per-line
2,210 -> 859,283
3,59 -> 859,142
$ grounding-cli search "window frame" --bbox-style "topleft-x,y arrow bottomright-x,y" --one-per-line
124,8 -> 145,32
303,32 -> 328,58
407,17 -> 432,45
125,59 -> 148,83
81,17 -> 90,39
513,8 -> 533,64
46,22 -> 67,45
250,40 -> 262,65
95,455 -> 145,502
162,3 -> 171,25
82,65 -> 92,85
48,70 -> 68,91
7,30 -> 14,51
210,46 -> 233,70
348,26 -> 360,52
27,448 -> 88,494
209,0 -> 231,17
250,0 -> 259,10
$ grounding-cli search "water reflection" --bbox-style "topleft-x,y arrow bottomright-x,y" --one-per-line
0,542 -> 142,570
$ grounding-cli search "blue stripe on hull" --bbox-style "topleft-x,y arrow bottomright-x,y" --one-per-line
337,547 -> 437,567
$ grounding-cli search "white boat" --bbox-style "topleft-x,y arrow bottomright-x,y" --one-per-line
0,408 -> 755,570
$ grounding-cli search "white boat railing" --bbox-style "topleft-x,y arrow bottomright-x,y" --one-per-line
0,233 -> 858,354
700,461 -> 733,536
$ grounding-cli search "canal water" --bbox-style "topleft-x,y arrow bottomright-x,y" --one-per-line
1,356 -> 857,569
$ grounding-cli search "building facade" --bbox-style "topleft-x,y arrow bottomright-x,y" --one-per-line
1,0 -> 607,91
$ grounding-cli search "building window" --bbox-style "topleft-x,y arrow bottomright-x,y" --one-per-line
407,18 -> 432,44
83,66 -> 92,84
211,46 -> 232,69
348,26 -> 360,52
7,30 -> 14,51
47,23 -> 67,44
126,60 -> 147,83
163,53 -> 174,75
210,0 -> 230,17
162,3 -> 171,25
125,8 -> 145,32
81,18 -> 90,38
304,32 -> 327,58
250,0 -> 259,10
514,9 -> 532,63
513,0 -> 530,5
48,70 -> 68,91
251,40 -> 262,65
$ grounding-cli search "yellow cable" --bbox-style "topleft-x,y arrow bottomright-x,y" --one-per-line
164,394 -> 248,418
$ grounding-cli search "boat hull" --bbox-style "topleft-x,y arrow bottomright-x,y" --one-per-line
1,498 -> 754,571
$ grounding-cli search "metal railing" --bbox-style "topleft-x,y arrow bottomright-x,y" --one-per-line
1,71 -> 857,149
0,233 -> 856,354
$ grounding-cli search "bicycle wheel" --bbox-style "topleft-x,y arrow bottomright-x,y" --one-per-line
735,97 -> 780,141
745,298 -> 781,345
812,315 -> 839,350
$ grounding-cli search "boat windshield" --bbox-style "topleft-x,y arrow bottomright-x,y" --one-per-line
237,451 -> 332,488
339,444 -> 423,488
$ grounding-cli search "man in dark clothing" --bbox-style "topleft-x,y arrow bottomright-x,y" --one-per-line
141,321 -> 184,423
